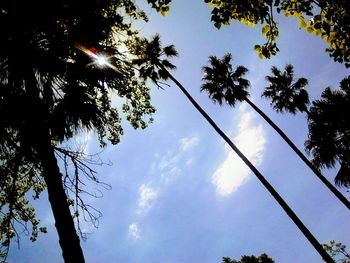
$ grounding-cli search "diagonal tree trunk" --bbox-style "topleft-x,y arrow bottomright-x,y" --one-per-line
244,97 -> 350,210
161,66 -> 335,263
39,129 -> 85,263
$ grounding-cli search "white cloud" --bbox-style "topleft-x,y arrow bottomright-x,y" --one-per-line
156,135 -> 199,183
186,157 -> 194,167
128,223 -> 141,240
138,184 -> 159,213
179,136 -> 199,152
158,151 -> 181,171
212,109 -> 266,196
161,166 -> 181,184
128,135 -> 200,241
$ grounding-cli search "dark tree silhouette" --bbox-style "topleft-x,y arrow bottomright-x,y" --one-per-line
131,35 -> 334,263
131,34 -> 178,87
1,0 -> 155,261
201,54 -> 350,210
306,76 -> 350,188
222,253 -> 275,263
263,64 -> 309,114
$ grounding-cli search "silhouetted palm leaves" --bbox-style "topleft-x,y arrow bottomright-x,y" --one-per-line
263,64 -> 309,114
134,38 -> 334,262
306,76 -> 350,187
201,54 -> 350,209
131,34 -> 178,84
201,54 -> 249,106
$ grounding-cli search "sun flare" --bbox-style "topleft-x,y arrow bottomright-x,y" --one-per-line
75,44 -> 118,71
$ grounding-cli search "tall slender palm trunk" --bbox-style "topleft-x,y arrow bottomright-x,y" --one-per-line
161,66 -> 334,263
244,98 -> 350,210
39,130 -> 85,263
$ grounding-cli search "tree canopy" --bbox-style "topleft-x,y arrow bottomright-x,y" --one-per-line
1,0 -> 156,259
222,253 -> 275,263
305,76 -> 350,187
149,0 -> 350,66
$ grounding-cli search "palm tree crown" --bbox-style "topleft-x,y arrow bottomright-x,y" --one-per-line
201,54 -> 250,106
305,76 -> 350,187
131,34 -> 178,84
263,64 -> 309,114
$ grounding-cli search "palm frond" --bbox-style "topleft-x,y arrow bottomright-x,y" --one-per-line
335,165 -> 350,187
163,45 -> 178,57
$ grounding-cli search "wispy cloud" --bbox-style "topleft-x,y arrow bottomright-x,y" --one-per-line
212,108 -> 266,196
128,223 -> 141,240
179,136 -> 200,152
138,184 -> 159,213
128,135 -> 200,240
158,135 -> 200,183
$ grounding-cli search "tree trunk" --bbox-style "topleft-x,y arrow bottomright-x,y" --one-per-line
244,97 -> 350,210
39,131 -> 85,263
162,66 -> 335,263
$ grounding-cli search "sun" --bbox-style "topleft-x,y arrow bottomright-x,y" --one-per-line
95,56 -> 109,67
75,43 -> 118,71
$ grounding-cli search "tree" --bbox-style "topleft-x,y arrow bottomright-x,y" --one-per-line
201,54 -> 250,107
205,0 -> 350,66
131,34 -> 178,87
130,35 -> 334,263
263,64 -> 309,114
305,76 -> 350,188
222,253 -> 275,263
148,0 -> 350,67
146,1 -> 350,194
264,65 -> 350,190
323,241 -> 350,263
201,54 -> 350,209
1,0 -> 155,261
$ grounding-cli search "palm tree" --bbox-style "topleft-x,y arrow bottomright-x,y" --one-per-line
264,65 -> 350,197
1,1 -> 155,261
263,64 -> 309,114
201,54 -> 350,210
131,34 -> 178,85
305,76 -> 350,188
131,35 -> 334,263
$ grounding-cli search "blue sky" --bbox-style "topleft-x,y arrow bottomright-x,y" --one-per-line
8,1 -> 350,262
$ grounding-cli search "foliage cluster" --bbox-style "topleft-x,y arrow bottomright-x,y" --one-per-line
152,0 -> 350,66
222,253 -> 275,263
0,0 -> 156,259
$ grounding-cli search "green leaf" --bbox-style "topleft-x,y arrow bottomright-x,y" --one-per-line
262,25 -> 270,35
299,19 -> 307,29
160,6 -> 170,16
214,22 -> 222,29
39,227 -> 48,233
306,26 -> 314,34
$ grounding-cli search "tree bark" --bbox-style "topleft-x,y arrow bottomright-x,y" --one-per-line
244,97 -> 350,210
162,66 -> 335,263
39,131 -> 85,263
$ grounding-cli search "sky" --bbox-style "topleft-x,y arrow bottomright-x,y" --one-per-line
8,1 -> 350,262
